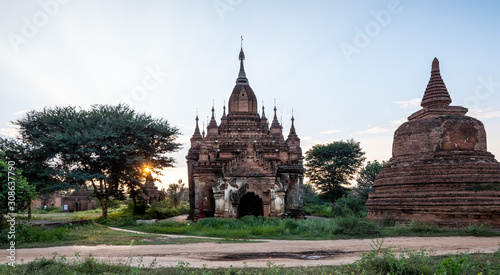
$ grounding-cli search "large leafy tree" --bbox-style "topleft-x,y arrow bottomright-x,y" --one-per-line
15,104 -> 181,218
305,139 -> 365,202
354,160 -> 387,200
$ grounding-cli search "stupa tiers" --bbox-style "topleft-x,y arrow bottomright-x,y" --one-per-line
366,58 -> 500,227
186,46 -> 305,219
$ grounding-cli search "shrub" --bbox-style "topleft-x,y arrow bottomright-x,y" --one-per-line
465,224 -> 495,236
332,194 -> 367,218
333,216 -> 381,237
145,199 -> 189,220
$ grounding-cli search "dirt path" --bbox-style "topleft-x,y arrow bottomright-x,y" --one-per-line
5,236 -> 500,268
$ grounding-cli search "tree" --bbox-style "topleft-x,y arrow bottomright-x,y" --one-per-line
354,160 -> 387,200
15,104 -> 181,218
305,139 -> 365,203
0,138 -> 62,218
166,179 -> 186,207
0,152 -> 36,220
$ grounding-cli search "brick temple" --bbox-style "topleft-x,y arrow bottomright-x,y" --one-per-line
366,58 -> 500,227
187,46 -> 305,220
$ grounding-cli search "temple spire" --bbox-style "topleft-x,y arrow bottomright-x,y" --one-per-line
192,109 -> 201,138
421,57 -> 452,108
289,109 -> 296,135
270,100 -> 282,135
236,36 -> 248,85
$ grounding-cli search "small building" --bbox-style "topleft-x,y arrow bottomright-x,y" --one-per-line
31,191 -> 62,210
62,185 -> 96,212
187,46 -> 305,219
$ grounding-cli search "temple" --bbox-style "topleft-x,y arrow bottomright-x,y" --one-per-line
366,58 -> 500,227
186,45 -> 305,219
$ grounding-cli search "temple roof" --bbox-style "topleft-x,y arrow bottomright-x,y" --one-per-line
228,47 -> 259,116
408,58 -> 468,121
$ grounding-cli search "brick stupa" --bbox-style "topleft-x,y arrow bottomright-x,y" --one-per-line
366,58 -> 500,227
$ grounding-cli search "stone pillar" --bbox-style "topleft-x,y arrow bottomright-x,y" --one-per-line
213,192 -> 225,218
263,204 -> 270,217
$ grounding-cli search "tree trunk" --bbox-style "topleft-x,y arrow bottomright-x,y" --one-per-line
98,197 -> 108,219
28,198 -> 32,220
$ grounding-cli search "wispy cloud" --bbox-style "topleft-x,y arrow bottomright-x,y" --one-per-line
394,98 -> 420,109
0,127 -> 18,138
354,118 -> 406,135
13,109 -> 30,116
468,109 -> 500,120
320,129 -> 344,134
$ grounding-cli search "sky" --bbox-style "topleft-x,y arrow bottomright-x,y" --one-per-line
1,1 -> 500,189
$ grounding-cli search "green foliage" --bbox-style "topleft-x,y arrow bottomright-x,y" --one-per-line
465,224 -> 497,236
332,216 -> 381,237
0,152 -> 37,217
166,179 -> 186,207
356,239 -> 435,274
302,184 -> 334,217
392,221 -> 440,235
2,247 -> 499,274
354,159 -> 387,199
305,139 -> 366,202
437,256 -> 468,275
146,199 -> 189,219
14,104 -> 181,218
332,194 -> 367,218
0,223 -> 71,246
96,198 -> 123,209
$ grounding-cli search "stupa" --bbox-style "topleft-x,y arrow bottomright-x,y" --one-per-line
366,58 -> 500,227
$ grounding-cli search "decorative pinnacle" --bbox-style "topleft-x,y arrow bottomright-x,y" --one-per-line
432,57 -> 439,72
421,57 -> 452,108
236,37 -> 248,85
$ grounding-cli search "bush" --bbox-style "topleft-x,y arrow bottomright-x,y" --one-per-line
146,200 -> 189,220
332,194 -> 367,218
0,223 -> 71,246
333,216 -> 381,237
94,212 -> 136,226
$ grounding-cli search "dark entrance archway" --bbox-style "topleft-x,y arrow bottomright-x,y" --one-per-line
238,192 -> 263,218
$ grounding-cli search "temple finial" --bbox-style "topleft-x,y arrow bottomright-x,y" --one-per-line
236,38 -> 248,85
421,57 -> 451,108
432,57 -> 439,72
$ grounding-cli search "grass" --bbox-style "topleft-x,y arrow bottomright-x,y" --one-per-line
1,243 -> 499,274
0,222 -> 244,249
18,206 -> 126,221
97,213 -> 500,241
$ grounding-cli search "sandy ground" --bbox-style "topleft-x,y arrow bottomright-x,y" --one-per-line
5,232 -> 500,268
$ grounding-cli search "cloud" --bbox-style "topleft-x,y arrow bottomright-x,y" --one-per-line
13,109 -> 30,116
354,118 -> 406,135
320,129 -> 344,134
394,98 -> 420,109
468,109 -> 500,120
0,127 -> 18,138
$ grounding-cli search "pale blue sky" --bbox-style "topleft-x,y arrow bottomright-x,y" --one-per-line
1,1 -> 500,187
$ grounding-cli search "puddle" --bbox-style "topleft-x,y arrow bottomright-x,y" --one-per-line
210,250 -> 343,261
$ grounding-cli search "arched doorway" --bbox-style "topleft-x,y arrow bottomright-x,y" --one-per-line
238,192 -> 263,218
